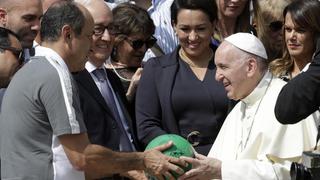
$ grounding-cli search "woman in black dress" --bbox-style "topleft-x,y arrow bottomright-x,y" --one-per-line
136,0 -> 230,155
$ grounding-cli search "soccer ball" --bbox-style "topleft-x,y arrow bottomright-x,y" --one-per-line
145,134 -> 194,179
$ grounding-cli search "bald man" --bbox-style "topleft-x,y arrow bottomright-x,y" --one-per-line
0,0 -> 42,49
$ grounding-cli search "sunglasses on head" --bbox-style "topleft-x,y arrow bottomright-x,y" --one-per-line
125,36 -> 157,50
0,45 -> 24,64
269,21 -> 283,32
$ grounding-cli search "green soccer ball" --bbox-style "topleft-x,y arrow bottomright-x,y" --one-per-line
145,134 -> 194,179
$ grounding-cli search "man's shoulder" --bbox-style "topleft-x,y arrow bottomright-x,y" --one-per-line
266,76 -> 287,96
10,57 -> 58,87
26,56 -> 59,75
6,57 -> 69,102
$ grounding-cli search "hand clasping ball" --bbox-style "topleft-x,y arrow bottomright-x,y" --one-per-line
145,134 -> 194,179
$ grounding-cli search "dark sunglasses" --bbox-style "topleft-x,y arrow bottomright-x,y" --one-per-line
0,45 -> 23,63
269,21 -> 283,32
125,36 -> 157,50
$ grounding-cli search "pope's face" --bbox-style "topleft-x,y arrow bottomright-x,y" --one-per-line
215,43 -> 250,100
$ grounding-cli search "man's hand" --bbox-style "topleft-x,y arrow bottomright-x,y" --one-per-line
178,153 -> 221,180
143,141 -> 187,180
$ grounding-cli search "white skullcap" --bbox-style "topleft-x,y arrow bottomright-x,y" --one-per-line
225,33 -> 268,60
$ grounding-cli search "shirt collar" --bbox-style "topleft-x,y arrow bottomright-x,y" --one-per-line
85,61 -> 105,73
242,71 -> 273,106
33,40 -> 39,48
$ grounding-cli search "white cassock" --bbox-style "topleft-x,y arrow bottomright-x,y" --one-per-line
208,71 -> 319,180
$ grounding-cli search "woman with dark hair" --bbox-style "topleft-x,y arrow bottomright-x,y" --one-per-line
269,0 -> 320,81
136,0 -> 230,155
106,3 -> 156,101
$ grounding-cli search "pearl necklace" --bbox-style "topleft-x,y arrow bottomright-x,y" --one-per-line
107,62 -> 132,82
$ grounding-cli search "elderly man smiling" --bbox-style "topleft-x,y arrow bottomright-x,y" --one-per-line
178,33 -> 319,180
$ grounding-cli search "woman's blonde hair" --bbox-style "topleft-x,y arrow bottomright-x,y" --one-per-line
253,0 -> 291,61
214,0 -> 251,42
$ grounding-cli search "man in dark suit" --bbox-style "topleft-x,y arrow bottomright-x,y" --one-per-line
73,1 -> 144,179
73,0 -> 139,151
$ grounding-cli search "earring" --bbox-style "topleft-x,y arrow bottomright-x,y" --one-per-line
111,47 -> 117,61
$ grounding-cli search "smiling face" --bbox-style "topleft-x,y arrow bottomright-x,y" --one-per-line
87,1 -> 114,67
217,0 -> 248,18
284,12 -> 314,61
4,0 -> 42,48
116,33 -> 150,67
173,9 -> 214,59
214,42 -> 252,100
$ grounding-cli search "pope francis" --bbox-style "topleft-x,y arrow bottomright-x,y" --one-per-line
178,33 -> 319,180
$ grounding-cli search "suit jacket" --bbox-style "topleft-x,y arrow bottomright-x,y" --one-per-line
136,46 -> 229,149
73,69 -> 141,151
275,39 -> 320,124
136,48 -> 179,146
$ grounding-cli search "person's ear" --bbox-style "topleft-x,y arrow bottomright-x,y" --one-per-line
251,19 -> 257,29
0,8 -> 8,27
172,20 -> 177,35
247,57 -> 258,77
62,25 -> 72,42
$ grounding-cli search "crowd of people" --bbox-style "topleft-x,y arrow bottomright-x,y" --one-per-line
0,0 -> 319,179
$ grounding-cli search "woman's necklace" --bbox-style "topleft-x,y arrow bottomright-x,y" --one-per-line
179,48 -> 213,68
179,48 -> 214,81
107,62 -> 132,82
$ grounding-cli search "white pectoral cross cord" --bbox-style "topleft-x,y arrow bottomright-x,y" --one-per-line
236,76 -> 273,159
